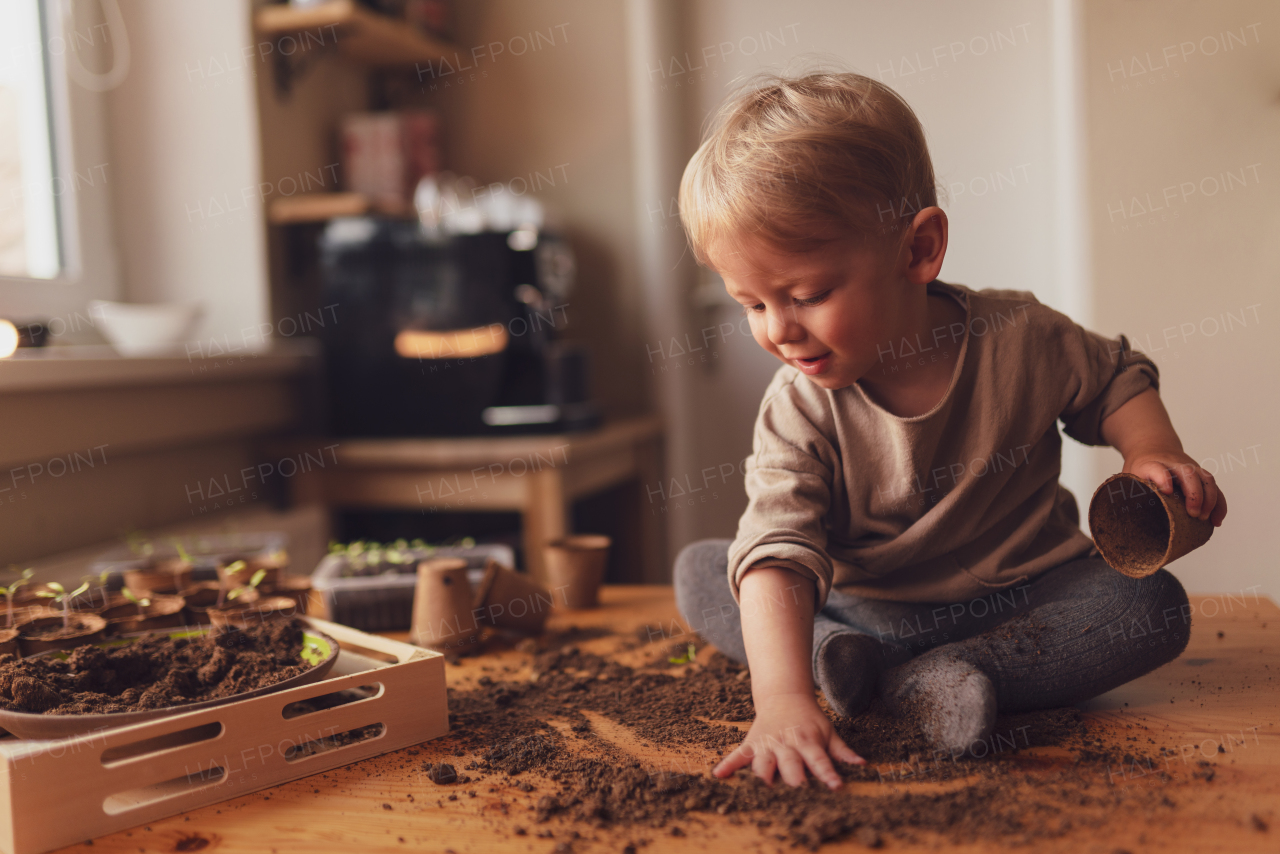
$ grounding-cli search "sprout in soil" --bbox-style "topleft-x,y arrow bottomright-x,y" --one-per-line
36,581 -> 91,630
121,587 -> 151,617
668,642 -> 697,665
216,559 -> 248,608
0,568 -> 34,629
228,568 -> 267,603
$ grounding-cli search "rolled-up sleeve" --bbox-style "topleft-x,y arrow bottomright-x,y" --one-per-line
726,377 -> 837,610
1057,325 -> 1160,447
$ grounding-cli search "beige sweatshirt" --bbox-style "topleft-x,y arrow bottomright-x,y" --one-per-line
727,279 -> 1159,607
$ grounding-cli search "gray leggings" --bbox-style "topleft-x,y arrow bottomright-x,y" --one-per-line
673,539 -> 1191,712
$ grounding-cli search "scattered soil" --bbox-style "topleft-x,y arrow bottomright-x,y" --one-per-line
424,628 -> 1205,850
0,620 -> 312,715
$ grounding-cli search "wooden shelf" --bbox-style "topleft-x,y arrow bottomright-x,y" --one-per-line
268,191 -> 370,224
255,0 -> 455,67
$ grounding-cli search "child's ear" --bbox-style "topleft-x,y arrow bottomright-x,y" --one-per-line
905,206 -> 948,284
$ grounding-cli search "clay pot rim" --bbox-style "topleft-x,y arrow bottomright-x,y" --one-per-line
547,534 -> 611,552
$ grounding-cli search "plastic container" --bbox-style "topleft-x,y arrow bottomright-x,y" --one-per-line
312,543 -> 514,632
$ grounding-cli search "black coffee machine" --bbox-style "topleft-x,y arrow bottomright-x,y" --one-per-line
318,217 -> 599,437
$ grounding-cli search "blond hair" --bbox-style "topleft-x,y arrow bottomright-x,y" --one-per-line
679,71 -> 937,267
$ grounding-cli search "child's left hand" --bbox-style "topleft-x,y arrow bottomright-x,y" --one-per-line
1124,452 -> 1227,526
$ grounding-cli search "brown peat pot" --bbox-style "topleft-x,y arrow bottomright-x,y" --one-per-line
216,555 -> 285,591
543,534 -> 611,609
1088,472 -> 1214,578
0,628 -> 18,657
101,594 -> 187,634
124,559 -> 195,596
182,582 -> 260,623
473,560 -> 551,635
410,558 -> 482,653
207,596 -> 299,630
264,576 -> 313,614
17,613 -> 108,656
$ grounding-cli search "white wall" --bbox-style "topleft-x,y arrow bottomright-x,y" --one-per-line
106,0 -> 269,346
657,0 -> 1092,548
1082,0 -> 1279,598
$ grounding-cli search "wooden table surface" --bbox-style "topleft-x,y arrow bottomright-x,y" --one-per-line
55,587 -> 1279,854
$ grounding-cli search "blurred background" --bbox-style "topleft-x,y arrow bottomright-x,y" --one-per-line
0,0 -> 1274,600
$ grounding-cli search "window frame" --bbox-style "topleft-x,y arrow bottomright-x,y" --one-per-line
0,0 -> 121,339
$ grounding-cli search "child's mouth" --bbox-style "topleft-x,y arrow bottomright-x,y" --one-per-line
793,352 -> 831,375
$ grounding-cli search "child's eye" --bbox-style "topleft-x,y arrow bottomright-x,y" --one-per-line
741,303 -> 766,315
794,291 -> 830,307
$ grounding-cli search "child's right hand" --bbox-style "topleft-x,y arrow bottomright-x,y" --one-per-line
713,691 -> 864,789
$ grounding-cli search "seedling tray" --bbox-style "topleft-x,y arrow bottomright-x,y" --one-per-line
90,531 -> 290,582
0,617 -> 447,854
313,543 -> 514,631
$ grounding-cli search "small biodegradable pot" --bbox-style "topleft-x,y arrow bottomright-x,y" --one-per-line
0,628 -> 18,657
124,559 -> 194,597
264,576 -> 312,615
543,535 -> 611,610
207,596 -> 299,630
22,585 -> 114,614
1088,472 -> 1214,578
182,582 -> 259,624
473,560 -> 551,635
216,556 -> 284,592
410,558 -> 482,653
17,613 -> 108,656
101,594 -> 188,634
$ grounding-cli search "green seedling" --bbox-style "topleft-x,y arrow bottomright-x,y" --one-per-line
121,587 -> 151,616
216,559 -> 248,608
228,568 -> 267,602
668,642 -> 697,665
0,568 -> 34,629
124,530 -> 154,559
36,581 -> 91,630
171,539 -> 192,566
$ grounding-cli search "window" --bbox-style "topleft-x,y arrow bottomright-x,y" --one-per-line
0,0 -> 121,333
0,1 -> 62,278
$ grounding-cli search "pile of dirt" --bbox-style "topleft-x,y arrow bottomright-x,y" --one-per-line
436,630 -> 1190,850
0,620 -> 310,715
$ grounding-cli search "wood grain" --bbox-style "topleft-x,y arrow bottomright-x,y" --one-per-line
52,589 -> 1280,854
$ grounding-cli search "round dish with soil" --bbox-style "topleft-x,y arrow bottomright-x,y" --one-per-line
17,613 -> 108,656
0,619 -> 338,739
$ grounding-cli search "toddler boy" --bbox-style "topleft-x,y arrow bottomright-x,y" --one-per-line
673,72 -> 1226,789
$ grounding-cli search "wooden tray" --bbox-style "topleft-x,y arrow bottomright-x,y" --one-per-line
0,617 -> 447,854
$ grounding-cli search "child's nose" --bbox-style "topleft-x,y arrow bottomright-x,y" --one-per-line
766,307 -> 803,345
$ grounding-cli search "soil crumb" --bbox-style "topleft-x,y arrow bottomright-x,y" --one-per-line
0,620 -> 312,715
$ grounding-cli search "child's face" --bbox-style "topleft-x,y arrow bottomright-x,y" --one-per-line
712,232 -> 912,391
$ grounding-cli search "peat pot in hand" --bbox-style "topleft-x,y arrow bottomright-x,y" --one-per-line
1088,472 -> 1214,578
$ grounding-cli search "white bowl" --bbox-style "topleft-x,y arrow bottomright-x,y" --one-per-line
89,300 -> 203,357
